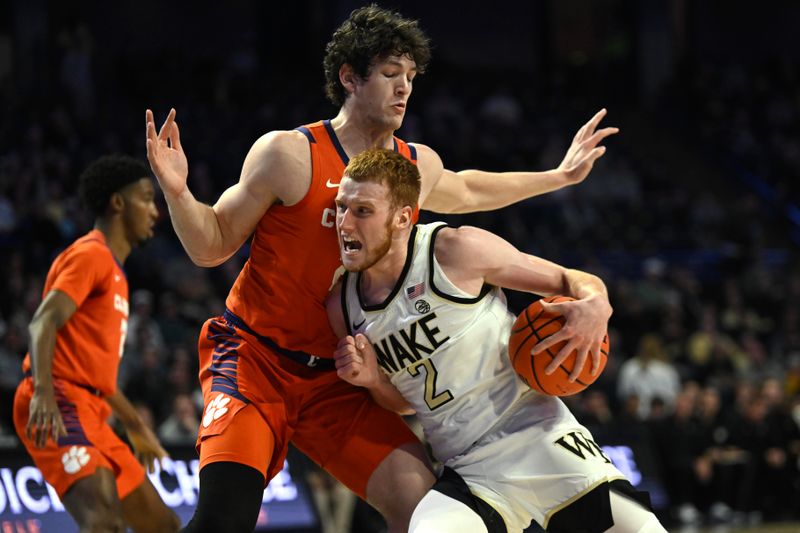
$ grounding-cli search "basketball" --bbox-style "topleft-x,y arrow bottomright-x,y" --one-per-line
509,295 -> 609,396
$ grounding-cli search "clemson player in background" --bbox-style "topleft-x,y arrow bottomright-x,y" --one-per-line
145,6 -> 617,533
13,155 -> 180,533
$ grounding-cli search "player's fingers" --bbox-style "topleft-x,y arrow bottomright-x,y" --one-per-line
333,343 -> 358,360
545,338 -> 579,375
171,115 -> 182,151
157,109 -> 176,142
336,335 -> 355,350
334,353 -> 360,369
572,123 -> 587,143
569,347 -> 590,382
582,127 -> 619,149
531,329 -> 567,355
590,341 -> 603,376
53,415 -> 66,442
582,146 -> 606,165
355,333 -> 373,354
586,108 -> 607,134
38,418 -> 51,448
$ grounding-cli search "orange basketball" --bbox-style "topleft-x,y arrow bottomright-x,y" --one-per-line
509,295 -> 609,396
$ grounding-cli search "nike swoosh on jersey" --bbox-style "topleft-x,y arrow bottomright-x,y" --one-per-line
326,179 -> 340,188
352,318 -> 366,330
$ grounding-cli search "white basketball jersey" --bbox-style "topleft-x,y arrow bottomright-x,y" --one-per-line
341,222 -> 529,462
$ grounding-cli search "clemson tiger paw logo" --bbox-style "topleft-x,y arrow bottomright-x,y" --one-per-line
203,393 -> 231,428
62,446 -> 90,474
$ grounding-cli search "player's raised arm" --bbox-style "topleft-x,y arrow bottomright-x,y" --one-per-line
145,109 -> 309,266
418,109 -> 618,214
26,290 -> 76,447
435,225 -> 612,380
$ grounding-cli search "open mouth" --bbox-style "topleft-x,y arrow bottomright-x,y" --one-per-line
342,236 -> 363,253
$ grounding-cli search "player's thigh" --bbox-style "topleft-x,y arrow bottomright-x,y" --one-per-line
121,476 -> 180,533
198,402 -> 276,481
293,380 -> 431,501
61,466 -> 125,531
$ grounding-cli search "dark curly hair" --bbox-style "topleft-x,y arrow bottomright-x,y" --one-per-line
78,155 -> 150,217
323,5 -> 431,107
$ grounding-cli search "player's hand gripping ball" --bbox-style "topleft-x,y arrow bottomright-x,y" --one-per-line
509,296 -> 609,396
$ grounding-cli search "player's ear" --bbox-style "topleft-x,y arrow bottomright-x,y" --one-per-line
339,64 -> 358,95
108,192 -> 125,214
397,206 -> 413,229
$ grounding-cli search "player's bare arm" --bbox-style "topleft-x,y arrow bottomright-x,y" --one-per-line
417,109 -> 618,214
326,283 -> 414,415
435,226 -> 612,380
26,290 -> 76,448
146,109 -> 311,266
106,391 -> 169,474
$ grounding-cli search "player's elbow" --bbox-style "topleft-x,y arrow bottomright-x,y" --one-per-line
186,247 -> 236,268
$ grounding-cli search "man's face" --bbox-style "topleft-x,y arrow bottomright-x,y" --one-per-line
351,54 -> 417,131
335,177 -> 396,272
120,178 -> 158,246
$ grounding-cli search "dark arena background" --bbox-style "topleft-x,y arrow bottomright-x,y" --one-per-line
1,1 -> 799,531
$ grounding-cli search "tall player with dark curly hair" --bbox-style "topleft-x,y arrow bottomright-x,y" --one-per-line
13,155 -> 180,532
146,5 -> 618,532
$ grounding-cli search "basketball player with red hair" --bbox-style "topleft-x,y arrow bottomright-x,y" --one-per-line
328,148 -> 666,533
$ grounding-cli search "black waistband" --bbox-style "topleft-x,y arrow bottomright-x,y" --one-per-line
222,309 -> 336,371
23,370 -> 103,397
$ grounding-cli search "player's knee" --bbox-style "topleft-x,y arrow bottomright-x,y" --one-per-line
143,509 -> 181,533
366,443 -> 435,528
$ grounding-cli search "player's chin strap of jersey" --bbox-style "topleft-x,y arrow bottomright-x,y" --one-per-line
222,309 -> 336,371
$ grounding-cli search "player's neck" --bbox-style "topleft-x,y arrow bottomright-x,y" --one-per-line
330,109 -> 395,155
94,219 -> 132,264
359,240 -> 408,305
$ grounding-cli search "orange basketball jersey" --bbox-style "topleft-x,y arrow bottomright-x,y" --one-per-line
22,229 -> 129,396
225,120 -> 417,357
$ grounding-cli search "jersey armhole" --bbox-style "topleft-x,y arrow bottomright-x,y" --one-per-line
428,224 -> 493,304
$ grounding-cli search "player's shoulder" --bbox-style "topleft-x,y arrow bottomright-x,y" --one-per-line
250,129 -> 311,159
408,142 -> 441,167
431,224 -> 481,255
56,233 -> 114,271
241,129 -> 312,192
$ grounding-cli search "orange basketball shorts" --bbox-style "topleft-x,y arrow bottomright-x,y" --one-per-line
196,315 -> 420,499
13,377 -> 145,499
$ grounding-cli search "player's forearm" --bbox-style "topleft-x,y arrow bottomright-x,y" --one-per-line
106,391 -> 146,431
28,317 -> 58,392
447,168 -> 569,214
368,376 -> 415,416
163,189 -> 231,267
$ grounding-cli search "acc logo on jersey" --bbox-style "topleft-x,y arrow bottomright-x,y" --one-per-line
415,300 -> 431,314
202,393 -> 231,428
62,446 -> 90,474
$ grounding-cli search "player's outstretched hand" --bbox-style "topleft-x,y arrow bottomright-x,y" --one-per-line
127,424 -> 169,474
334,334 -> 381,388
27,388 -> 67,448
531,294 -> 612,381
557,108 -> 619,185
145,108 -> 189,199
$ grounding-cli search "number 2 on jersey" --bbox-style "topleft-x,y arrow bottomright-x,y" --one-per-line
407,359 -> 454,411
